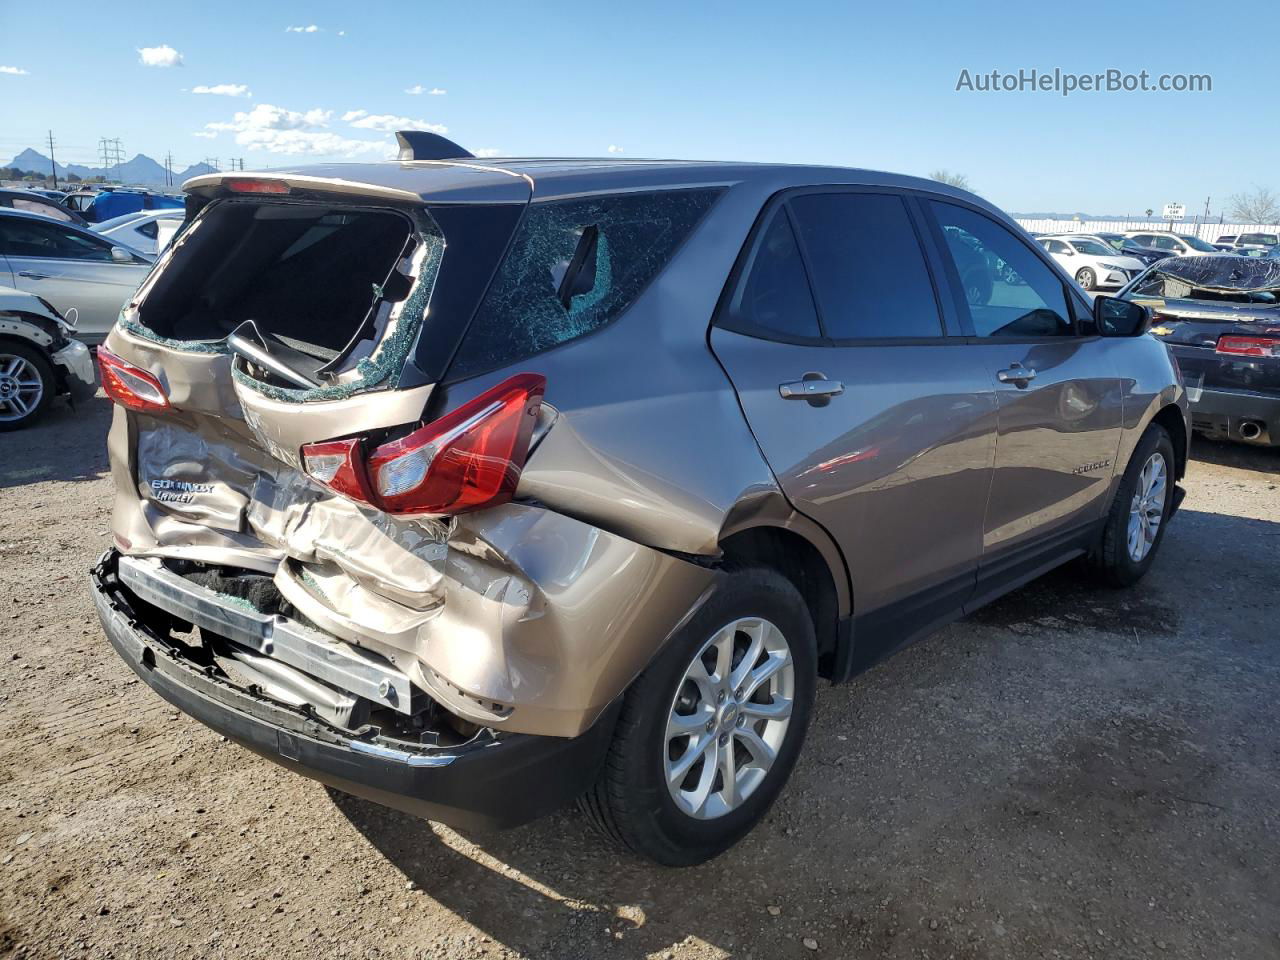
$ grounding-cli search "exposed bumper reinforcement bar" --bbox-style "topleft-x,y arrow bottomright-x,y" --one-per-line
92,550 -> 617,830
117,554 -> 418,714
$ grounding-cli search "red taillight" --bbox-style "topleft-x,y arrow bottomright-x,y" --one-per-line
225,178 -> 290,195
1216,335 -> 1280,358
97,348 -> 170,412
301,438 -> 373,503
300,374 -> 546,517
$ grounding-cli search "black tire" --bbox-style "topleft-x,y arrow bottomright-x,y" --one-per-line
1089,423 -> 1176,587
1075,267 -> 1097,290
0,341 -> 55,432
580,567 -> 817,866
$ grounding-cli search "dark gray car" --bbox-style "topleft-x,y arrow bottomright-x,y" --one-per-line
89,142 -> 1189,865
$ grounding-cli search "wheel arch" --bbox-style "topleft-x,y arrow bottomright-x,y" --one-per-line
717,520 -> 850,680
1150,403 -> 1188,480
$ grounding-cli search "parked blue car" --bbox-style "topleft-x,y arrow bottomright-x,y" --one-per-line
82,189 -> 183,223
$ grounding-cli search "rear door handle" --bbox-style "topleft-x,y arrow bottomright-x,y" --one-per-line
17,271 -> 50,280
779,378 -> 844,399
997,365 -> 1037,385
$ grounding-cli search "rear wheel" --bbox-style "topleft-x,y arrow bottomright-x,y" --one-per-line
1075,267 -> 1097,290
580,568 -> 816,866
1089,423 -> 1176,586
0,343 -> 54,431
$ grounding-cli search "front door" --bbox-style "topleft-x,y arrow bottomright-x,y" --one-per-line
924,200 -> 1124,571
710,190 -> 998,645
0,216 -> 149,343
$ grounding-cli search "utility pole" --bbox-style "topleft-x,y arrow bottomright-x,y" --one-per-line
1202,196 -> 1211,222
98,137 -> 125,182
46,130 -> 58,189
164,151 -> 174,187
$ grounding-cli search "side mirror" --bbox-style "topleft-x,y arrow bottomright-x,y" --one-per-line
110,246 -> 134,263
1094,296 -> 1151,337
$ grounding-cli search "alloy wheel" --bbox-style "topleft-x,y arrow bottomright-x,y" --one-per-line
1127,452 -> 1167,562
664,617 -> 795,820
0,353 -> 44,423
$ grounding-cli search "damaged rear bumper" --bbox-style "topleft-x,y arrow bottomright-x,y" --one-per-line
91,550 -> 617,830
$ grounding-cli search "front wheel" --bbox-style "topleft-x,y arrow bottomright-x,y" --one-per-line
1075,267 -> 1097,290
1089,423 -> 1176,586
580,568 -> 816,866
0,343 -> 54,431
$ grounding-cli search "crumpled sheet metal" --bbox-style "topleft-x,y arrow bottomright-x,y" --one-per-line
121,409 -> 452,610
269,501 -> 720,738
1148,255 -> 1280,293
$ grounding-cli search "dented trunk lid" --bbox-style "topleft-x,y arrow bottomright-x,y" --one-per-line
105,170 -> 531,673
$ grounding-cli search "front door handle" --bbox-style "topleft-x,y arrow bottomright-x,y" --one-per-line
779,378 -> 844,400
17,271 -> 50,280
997,365 -> 1037,386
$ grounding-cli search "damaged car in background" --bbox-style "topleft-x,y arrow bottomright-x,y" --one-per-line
1122,255 -> 1280,447
0,284 -> 95,429
90,134 -> 1188,866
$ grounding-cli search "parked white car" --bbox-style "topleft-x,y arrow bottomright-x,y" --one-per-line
1122,231 -> 1222,258
0,208 -> 154,344
0,284 -> 96,429
1037,235 -> 1145,290
92,209 -> 184,256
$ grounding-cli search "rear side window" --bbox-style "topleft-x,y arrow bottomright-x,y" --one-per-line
448,188 -> 721,380
722,206 -> 821,340
788,193 -> 943,339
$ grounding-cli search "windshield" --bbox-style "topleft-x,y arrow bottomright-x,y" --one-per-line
1070,239 -> 1112,256
1181,235 -> 1218,252
1241,234 -> 1279,245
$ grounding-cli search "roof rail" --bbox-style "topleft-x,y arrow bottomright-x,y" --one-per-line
395,131 -> 474,161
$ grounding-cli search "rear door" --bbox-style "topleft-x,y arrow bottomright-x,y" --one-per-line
922,199 -> 1124,586
0,216 -> 149,342
710,188 -> 997,643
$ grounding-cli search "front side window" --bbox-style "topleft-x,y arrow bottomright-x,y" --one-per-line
1044,239 -> 1069,254
787,193 -> 942,339
450,188 -> 722,379
930,201 -> 1073,338
1180,235 -> 1217,253
1069,239 -> 1112,256
0,218 -> 112,260
723,206 -> 821,340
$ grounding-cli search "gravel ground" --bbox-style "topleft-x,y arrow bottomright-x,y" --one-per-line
1,394 -> 1277,960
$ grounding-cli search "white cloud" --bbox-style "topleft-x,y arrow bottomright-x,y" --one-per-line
474,148 -> 503,158
342,110 -> 447,134
337,30 -> 346,37
0,65 -> 28,76
285,24 -> 320,33
192,130 -> 218,139
203,103 -> 391,158
607,145 -> 624,154
192,83 -> 251,97
403,86 -> 446,96
138,45 -> 183,67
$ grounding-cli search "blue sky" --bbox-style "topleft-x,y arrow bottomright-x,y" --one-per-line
1,0 -> 1271,215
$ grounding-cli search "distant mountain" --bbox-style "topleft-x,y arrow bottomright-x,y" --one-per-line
1011,211 -> 1171,223
5,148 -> 216,188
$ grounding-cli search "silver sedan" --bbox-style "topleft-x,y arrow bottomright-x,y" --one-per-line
0,208 -> 154,344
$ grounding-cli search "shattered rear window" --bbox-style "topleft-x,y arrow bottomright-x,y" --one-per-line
1129,255 -> 1280,304
447,188 -> 722,379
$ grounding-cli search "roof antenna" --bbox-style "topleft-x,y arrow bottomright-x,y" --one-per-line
395,131 -> 475,161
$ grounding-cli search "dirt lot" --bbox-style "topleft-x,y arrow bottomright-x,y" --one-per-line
1,394 -> 1277,960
